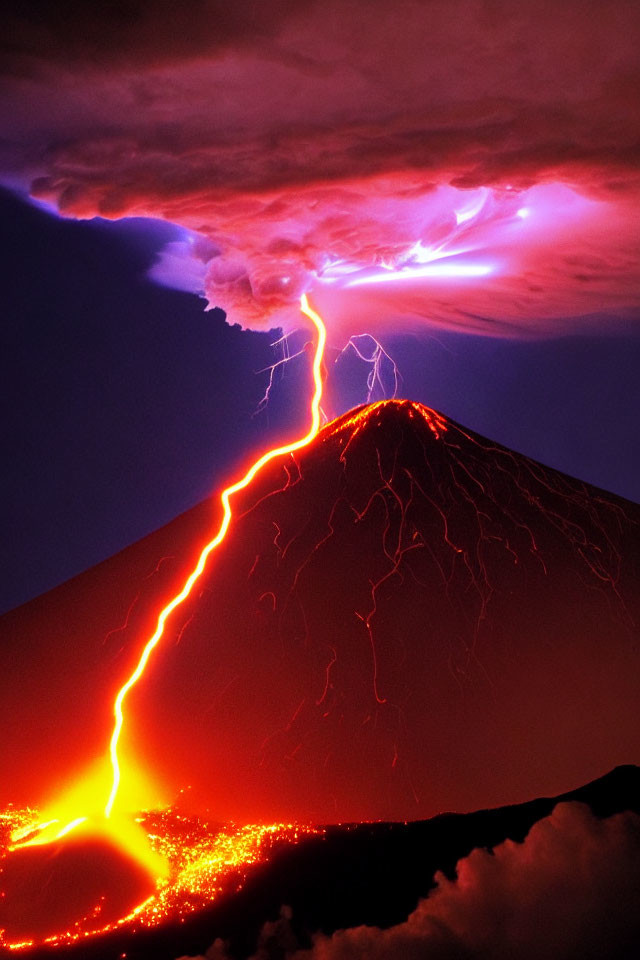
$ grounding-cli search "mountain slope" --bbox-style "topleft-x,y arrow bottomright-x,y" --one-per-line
1,400 -> 639,821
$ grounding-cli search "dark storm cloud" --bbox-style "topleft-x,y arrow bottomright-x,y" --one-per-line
1,0 -> 638,333
185,803 -> 640,960
1,0 -> 304,69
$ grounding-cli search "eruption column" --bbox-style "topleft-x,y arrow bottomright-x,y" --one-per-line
105,294 -> 327,818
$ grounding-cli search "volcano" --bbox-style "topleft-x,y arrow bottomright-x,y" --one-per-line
1,400 -> 639,824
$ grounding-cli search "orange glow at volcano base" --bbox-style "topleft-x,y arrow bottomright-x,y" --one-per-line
1,804 -> 316,950
0,295 -> 327,950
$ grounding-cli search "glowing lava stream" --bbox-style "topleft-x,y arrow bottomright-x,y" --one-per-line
11,294 -> 327,853
105,294 -> 326,817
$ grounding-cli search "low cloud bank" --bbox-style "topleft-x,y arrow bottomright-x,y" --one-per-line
182,802 -> 640,960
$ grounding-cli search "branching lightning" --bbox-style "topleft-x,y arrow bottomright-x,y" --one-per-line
338,334 -> 401,403
254,332 -> 306,415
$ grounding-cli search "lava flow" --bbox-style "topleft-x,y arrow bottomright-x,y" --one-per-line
1,805 -> 317,950
0,294 -> 326,950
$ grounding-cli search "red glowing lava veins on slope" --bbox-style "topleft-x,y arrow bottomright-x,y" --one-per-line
2,383 -> 640,948
3,392 -> 639,828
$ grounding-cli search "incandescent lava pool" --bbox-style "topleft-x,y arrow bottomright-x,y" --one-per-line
0,805 -> 315,951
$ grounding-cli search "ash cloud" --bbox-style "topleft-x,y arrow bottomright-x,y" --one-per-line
183,803 -> 640,960
1,0 -> 639,336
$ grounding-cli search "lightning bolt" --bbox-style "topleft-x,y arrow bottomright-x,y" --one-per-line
104,293 -> 327,818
